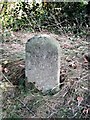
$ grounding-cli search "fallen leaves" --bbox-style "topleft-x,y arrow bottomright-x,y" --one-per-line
2,60 -> 25,85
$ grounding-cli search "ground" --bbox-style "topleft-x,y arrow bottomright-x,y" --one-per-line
0,30 -> 90,118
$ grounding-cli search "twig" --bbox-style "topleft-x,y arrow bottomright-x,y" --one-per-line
47,109 -> 59,118
77,74 -> 89,82
44,102 -> 56,111
50,13 -> 69,39
16,98 -> 36,117
32,99 -> 44,106
1,72 -> 14,87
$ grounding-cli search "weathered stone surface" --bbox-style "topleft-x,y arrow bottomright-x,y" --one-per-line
25,34 -> 61,92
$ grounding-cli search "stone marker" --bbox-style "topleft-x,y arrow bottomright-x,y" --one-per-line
25,34 -> 61,92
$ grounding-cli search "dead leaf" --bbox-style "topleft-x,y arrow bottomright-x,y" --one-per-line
82,108 -> 90,115
3,60 -> 8,65
63,44 -> 70,48
66,57 -> 72,62
69,62 -> 77,69
84,57 -> 88,63
4,68 -> 9,73
19,64 -> 25,68
77,96 -> 83,106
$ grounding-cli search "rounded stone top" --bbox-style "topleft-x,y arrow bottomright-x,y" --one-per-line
26,34 -> 60,52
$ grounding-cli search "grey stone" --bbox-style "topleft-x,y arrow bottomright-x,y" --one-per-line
25,34 -> 61,92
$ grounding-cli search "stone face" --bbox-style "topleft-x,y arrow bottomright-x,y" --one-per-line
25,34 -> 61,92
